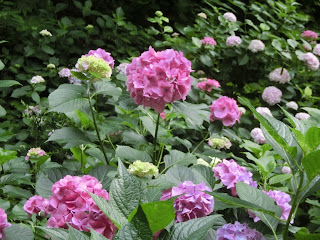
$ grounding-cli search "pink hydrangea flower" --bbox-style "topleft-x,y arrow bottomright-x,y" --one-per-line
25,147 -> 46,161
126,46 -> 193,113
216,221 -> 265,240
209,96 -> 241,127
269,68 -> 291,84
86,48 -> 114,69
302,52 -> 319,70
250,128 -> 266,144
313,44 -> 320,56
24,195 -> 49,216
262,86 -> 282,105
248,40 -> 265,53
213,159 -> 258,196
196,78 -> 220,92
301,30 -> 318,40
295,112 -> 310,120
286,101 -> 298,110
223,12 -> 237,22
160,112 -> 166,119
160,181 -> 214,223
255,107 -> 272,118
282,166 -> 292,174
249,190 -> 292,223
0,208 -> 11,239
116,62 -> 129,74
201,37 -> 217,46
226,36 -> 242,47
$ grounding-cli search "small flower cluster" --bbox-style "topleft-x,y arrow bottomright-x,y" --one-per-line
197,157 -> 222,168
226,36 -> 242,47
269,68 -> 291,84
197,12 -> 207,19
196,78 -> 220,92
24,196 -> 49,216
209,96 -> 241,127
256,107 -> 272,117
216,221 -> 265,240
248,40 -> 265,53
128,160 -> 158,177
295,112 -> 310,120
116,62 -> 130,75
86,48 -> 114,69
301,30 -> 318,40
223,12 -> 237,22
58,68 -> 82,85
250,128 -> 266,144
262,86 -> 282,105
30,75 -> 45,84
25,105 -> 41,115
39,29 -> 52,37
126,46 -> 193,113
302,52 -> 319,70
286,101 -> 298,110
0,208 -> 11,239
313,44 -> 320,56
47,63 -> 56,69
201,37 -> 217,46
208,137 -> 232,149
213,159 -> 257,196
161,181 -> 214,223
76,55 -> 112,78
25,147 -> 46,161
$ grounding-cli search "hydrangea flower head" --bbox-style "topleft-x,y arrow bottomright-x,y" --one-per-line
76,55 -> 112,78
223,12 -> 237,22
216,221 -> 265,240
0,208 -> 11,239
47,63 -> 56,69
197,12 -> 207,19
238,107 -> 246,114
269,68 -> 291,84
213,159 -> 258,196
201,37 -> 217,46
286,101 -> 298,110
301,30 -> 318,40
39,29 -> 52,37
251,128 -> 266,144
248,40 -> 265,53
313,44 -> 320,56
126,46 -> 193,113
31,75 -> 45,84
295,112 -> 310,120
226,36 -> 242,47
262,86 -> 282,105
302,52 -> 319,70
282,166 -> 292,174
116,62 -> 129,75
24,195 -> 49,216
160,181 -> 214,222
255,107 -> 272,118
85,24 -> 94,30
58,68 -> 72,78
196,78 -> 220,92
86,48 -> 114,69
128,160 -> 158,177
208,137 -> 232,149
209,96 -> 241,127
25,147 -> 46,161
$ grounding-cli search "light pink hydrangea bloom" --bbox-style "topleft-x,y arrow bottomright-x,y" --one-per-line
301,30 -> 318,40
24,195 -> 49,216
223,12 -> 237,22
160,112 -> 166,119
226,36 -> 242,47
197,12 -> 207,19
86,48 -> 114,69
251,128 -> 266,144
201,37 -> 217,46
196,78 -> 220,92
126,46 -> 193,113
295,112 -> 310,120
209,96 -> 241,127
58,68 -> 72,78
25,147 -> 46,161
255,107 -> 273,118
282,166 -> 292,174
0,208 -> 11,239
262,86 -> 282,105
160,181 -> 214,223
269,68 -> 291,84
216,221 -> 265,240
213,159 -> 258,196
286,101 -> 298,110
248,40 -> 265,53
302,52 -> 319,70
116,62 -> 129,75
59,67 -> 82,85
313,44 -> 320,56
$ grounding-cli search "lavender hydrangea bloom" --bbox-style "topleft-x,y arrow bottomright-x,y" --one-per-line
216,221 -> 265,240
262,86 -> 282,105
160,181 -> 214,223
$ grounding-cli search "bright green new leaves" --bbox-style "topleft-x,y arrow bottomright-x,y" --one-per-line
5,224 -> 34,240
0,80 -> 22,88
301,150 -> 320,181
305,127 -> 320,151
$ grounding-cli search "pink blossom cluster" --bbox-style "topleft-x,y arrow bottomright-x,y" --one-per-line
313,44 -> 320,56
0,208 -> 11,239
196,78 -> 220,92
25,147 -> 46,161
250,128 -> 266,144
262,86 -> 282,105
209,96 -> 241,127
302,52 -> 319,70
286,101 -> 298,110
295,112 -> 310,120
86,48 -> 114,69
201,37 -> 217,46
255,107 -> 272,118
216,221 -> 265,240
213,159 -> 258,196
223,12 -> 237,22
301,30 -> 318,40
226,36 -> 242,47
24,175 -> 117,239
269,68 -> 291,84
160,181 -> 214,223
126,46 -> 193,113
248,40 -> 265,53
116,62 -> 130,75
249,190 -> 292,223
58,68 -> 82,85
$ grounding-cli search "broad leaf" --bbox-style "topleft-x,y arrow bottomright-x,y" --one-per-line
305,127 -> 320,151
301,150 -> 320,181
89,165 -> 117,190
37,227 -> 68,240
115,145 -> 152,162
5,224 -> 34,240
90,229 -> 110,240
165,166 -> 199,184
0,80 -> 22,88
92,80 -> 122,98
299,175 -> 320,202
2,185 -> 32,199
68,226 -> 90,240
164,150 -> 197,169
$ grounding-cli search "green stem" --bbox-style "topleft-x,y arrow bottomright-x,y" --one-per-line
153,113 -> 161,165
107,134 -> 116,151
191,132 -> 209,154
157,143 -> 165,167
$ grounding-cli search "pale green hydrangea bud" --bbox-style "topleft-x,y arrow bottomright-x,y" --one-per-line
208,157 -> 222,168
76,55 -> 112,79
128,160 -> 158,177
85,24 -> 94,30
208,137 -> 232,149
47,63 -> 56,69
238,107 -> 246,114
196,158 -> 210,167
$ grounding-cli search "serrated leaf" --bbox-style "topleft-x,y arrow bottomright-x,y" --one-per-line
272,39 -> 282,51
5,224 -> 34,240
89,165 -> 117,190
199,54 -> 213,67
0,80 -> 22,88
269,174 -> 292,185
301,150 -> 320,181
305,127 -> 320,151
115,145 -> 152,162
164,150 -> 197,169
68,226 -> 90,240
90,229 -> 110,240
165,166 -> 199,184
191,165 -> 216,189
92,80 -> 122,98
2,185 -> 32,199
37,227 -> 68,240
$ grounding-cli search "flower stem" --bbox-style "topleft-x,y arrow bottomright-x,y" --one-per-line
153,113 -> 161,165
191,132 -> 209,154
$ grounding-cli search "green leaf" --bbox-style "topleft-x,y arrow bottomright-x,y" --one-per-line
236,182 -> 282,231
192,37 -> 202,48
42,45 -> 55,55
0,129 -> 14,142
287,39 -> 298,48
0,149 -> 17,165
0,80 -> 21,88
238,54 -> 249,65
31,92 -> 40,104
280,106 -> 307,134
48,84 -> 90,113
199,54 -> 213,67
252,155 -> 276,177
0,60 -> 4,70
115,145 -> 152,162
90,229 -> 110,240
68,226 -> 90,240
191,165 -> 216,189
139,116 -> 169,138
37,227 -> 68,240
164,150 -> 197,169
164,26 -> 173,33
165,165 -> 199,184
92,80 -> 122,98
305,127 -> 320,151
269,174 -> 292,185
299,175 -> 320,202
141,200 -> 175,233
301,150 -> 320,181
2,185 -> 32,199
47,127 -> 92,148
272,39 -> 282,51
5,224 -> 34,240
89,165 -> 117,190
302,107 -> 320,119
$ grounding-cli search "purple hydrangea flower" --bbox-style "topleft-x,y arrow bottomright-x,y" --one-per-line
216,221 -> 265,240
0,208 -> 11,239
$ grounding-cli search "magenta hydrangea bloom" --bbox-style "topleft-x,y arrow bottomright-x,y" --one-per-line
262,86 -> 282,105
126,46 -> 193,113
24,195 -> 49,216
302,52 -> 319,70
0,208 -> 11,239
213,159 -> 258,196
250,128 -> 266,144
216,221 -> 265,240
313,44 -> 320,56
160,181 -> 214,223
196,78 -> 220,92
226,36 -> 242,47
86,48 -> 114,69
301,30 -> 318,40
201,37 -> 217,46
269,68 -> 291,84
209,96 -> 241,127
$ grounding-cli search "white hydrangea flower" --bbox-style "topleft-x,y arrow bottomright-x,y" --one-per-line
39,29 -> 52,37
223,12 -> 237,22
30,75 -> 45,84
197,12 -> 207,19
248,40 -> 265,53
286,101 -> 298,110
269,68 -> 291,84
295,112 -> 310,120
